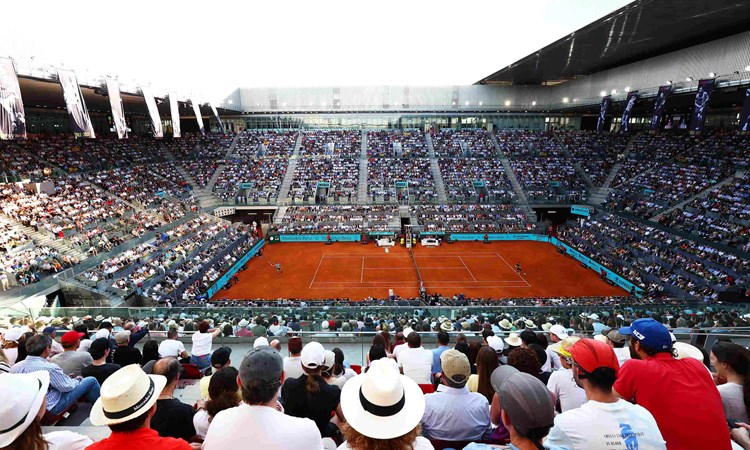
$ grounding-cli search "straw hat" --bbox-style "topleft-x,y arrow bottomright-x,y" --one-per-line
340,358 -> 424,440
440,321 -> 453,332
504,332 -> 522,347
498,319 -> 512,331
0,371 -> 50,447
90,365 -> 167,426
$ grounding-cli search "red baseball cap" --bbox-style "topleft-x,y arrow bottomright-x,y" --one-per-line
570,338 -> 620,375
60,330 -> 85,345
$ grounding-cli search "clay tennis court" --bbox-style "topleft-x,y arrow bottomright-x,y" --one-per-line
216,241 -> 627,300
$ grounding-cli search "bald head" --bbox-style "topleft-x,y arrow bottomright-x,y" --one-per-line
270,339 -> 282,352
153,357 -> 181,385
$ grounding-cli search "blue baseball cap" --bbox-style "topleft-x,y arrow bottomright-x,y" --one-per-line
619,318 -> 672,351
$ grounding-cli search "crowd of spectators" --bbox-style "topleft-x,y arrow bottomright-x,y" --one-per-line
213,158 -> 288,204
233,130 -> 297,158
432,129 -> 497,158
301,130 -> 361,158
367,158 -> 435,203
275,205 -> 394,233
290,158 -> 359,203
439,158 -> 513,203
367,129 -> 428,158
412,204 -> 531,233
560,130 -> 629,186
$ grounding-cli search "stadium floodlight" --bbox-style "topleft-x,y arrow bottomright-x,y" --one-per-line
504,100 -> 511,107
666,80 -> 672,85
228,100 -> 233,104
625,87 -> 631,92
452,101 -> 456,106
479,101 -> 483,106
611,89 -> 617,95
562,97 -> 569,103
709,72 -> 716,78
600,91 -> 607,96
745,65 -> 750,72
465,101 -> 470,105
685,77 -> 693,82
532,101 -> 537,106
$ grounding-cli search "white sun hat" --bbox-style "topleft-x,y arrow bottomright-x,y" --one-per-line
504,332 -> 522,347
340,358 -> 425,440
90,365 -> 167,426
0,371 -> 50,447
673,342 -> 704,362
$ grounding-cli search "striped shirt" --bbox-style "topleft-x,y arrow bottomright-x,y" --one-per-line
9,356 -> 80,410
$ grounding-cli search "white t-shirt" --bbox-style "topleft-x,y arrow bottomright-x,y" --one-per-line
283,356 -> 304,380
191,332 -> 214,356
338,436 -> 434,450
203,403 -> 323,450
397,347 -> 434,385
392,343 -> 407,360
159,339 -> 186,358
5,347 -> 18,366
193,409 -> 210,438
613,347 -> 631,367
546,368 -> 587,412
718,382 -> 750,423
544,399 -> 666,450
44,430 -> 93,450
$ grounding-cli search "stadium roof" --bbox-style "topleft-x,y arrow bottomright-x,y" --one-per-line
477,0 -> 750,86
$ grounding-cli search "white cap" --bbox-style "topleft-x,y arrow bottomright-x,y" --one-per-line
253,337 -> 269,348
588,314 -> 600,321
301,342 -> 326,369
549,324 -> 568,340
487,335 -> 504,352
403,327 -> 414,337
321,321 -> 329,330
322,350 -> 336,370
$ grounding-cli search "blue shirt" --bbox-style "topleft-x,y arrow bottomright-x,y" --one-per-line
432,345 -> 450,374
421,385 -> 492,441
9,356 -> 80,411
592,321 -> 606,334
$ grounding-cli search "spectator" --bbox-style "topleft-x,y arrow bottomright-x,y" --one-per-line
141,340 -> 160,367
50,330 -> 93,377
282,342 -> 344,439
43,327 -> 64,359
200,347 -> 232,400
9,334 -> 100,415
508,347 -> 543,380
606,329 -> 631,366
191,320 -> 220,370
545,338 -> 666,449
468,345 -> 500,403
1,327 -> 23,366
711,342 -> 750,423
159,328 -> 189,359
0,372 -> 92,450
338,358 -> 431,450
112,331 -> 141,367
422,350 -> 491,441
330,348 -> 356,388
151,358 -> 196,441
284,336 -> 304,379
193,366 -> 240,438
432,330 -> 451,374
0,348 -> 9,374
615,318 -> 732,450
203,346 -> 323,450
366,344 -> 387,372
81,338 -> 121,387
546,337 -> 586,413
87,364 -> 192,450
398,332 -> 433,385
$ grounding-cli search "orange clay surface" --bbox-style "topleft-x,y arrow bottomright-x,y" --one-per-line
215,241 -> 627,300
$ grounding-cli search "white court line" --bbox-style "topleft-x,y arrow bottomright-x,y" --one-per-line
494,252 -> 532,288
310,280 -> 529,285
361,267 -> 466,270
458,256 -> 477,282
360,257 -> 364,282
309,284 -> 531,289
309,254 -> 326,289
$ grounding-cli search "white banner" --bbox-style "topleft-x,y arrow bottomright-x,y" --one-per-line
210,103 -> 224,133
192,99 -> 204,135
169,92 -> 181,138
0,57 -> 26,140
106,79 -> 127,139
57,68 -> 95,138
142,87 -> 163,138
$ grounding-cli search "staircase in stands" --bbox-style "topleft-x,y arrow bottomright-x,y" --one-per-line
357,130 -> 369,203
276,132 -> 304,203
425,133 -> 448,202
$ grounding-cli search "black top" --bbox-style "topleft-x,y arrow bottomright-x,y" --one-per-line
281,375 -> 341,437
112,346 -> 142,367
151,398 -> 196,441
81,363 -> 121,386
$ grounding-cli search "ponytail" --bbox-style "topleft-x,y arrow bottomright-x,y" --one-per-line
303,366 -> 321,398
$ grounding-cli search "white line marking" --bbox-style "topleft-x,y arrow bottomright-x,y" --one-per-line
309,254 -> 325,288
360,257 -> 364,282
458,257 -> 477,281
493,252 -> 530,286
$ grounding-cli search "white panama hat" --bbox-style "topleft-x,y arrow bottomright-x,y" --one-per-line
90,365 -> 167,426
0,371 -> 50,447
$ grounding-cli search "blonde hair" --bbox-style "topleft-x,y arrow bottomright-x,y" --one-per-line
343,424 -> 422,450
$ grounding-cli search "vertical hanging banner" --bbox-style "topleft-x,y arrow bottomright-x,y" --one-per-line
689,79 -> 715,132
621,91 -> 638,132
740,86 -> 750,132
169,92 -> 181,138
192,99 -> 205,135
0,57 -> 26,140
57,68 -> 95,138
210,103 -> 224,133
105,79 -> 127,139
141,87 -> 163,138
650,85 -> 672,130
596,95 -> 611,131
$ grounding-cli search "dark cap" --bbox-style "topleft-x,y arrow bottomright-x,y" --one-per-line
606,329 -> 627,345
99,321 -> 113,329
211,347 -> 232,368
495,369 -> 555,436
239,346 -> 283,389
42,326 -> 56,335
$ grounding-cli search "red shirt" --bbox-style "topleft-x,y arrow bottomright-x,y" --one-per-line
86,427 -> 192,450
613,353 -> 731,450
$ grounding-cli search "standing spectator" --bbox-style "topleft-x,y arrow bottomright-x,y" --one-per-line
711,342 -> 750,423
547,337 -> 586,413
615,318 -> 732,450
422,350 -> 491,441
203,346 -> 323,450
398,332 -> 433,385
193,367 -> 240,438
87,365 -> 192,450
159,328 -> 189,359
283,336 -> 304,380
432,330 -> 451,374
468,346 -> 500,403
151,358 -> 196,442
81,338 -> 121,386
112,331 -> 141,367
50,330 -> 94,377
544,338 -> 666,449
200,347 -> 232,400
191,320 -> 220,370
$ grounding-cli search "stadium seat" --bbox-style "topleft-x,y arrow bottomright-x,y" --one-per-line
180,363 -> 204,379
41,402 -> 78,426
350,364 -> 362,374
418,384 -> 435,394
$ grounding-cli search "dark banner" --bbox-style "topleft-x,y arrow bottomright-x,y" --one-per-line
689,78 -> 715,131
0,57 -> 26,140
192,99 -> 205,135
651,85 -> 672,130
106,79 -> 127,139
58,69 -> 95,138
621,91 -> 638,132
739,86 -> 750,132
210,103 -> 224,133
597,95 -> 611,131
142,87 -> 163,138
170,92 -> 181,138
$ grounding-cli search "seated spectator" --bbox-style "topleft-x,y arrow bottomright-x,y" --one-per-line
545,338 -> 666,449
193,366 -> 240,438
43,327 -> 64,359
151,358 -> 197,441
546,337 -> 586,413
191,320 -> 220,370
330,348 -> 355,388
200,347 -> 232,400
81,338 -> 121,386
606,329 -> 631,366
338,358 -> 431,450
141,340 -> 160,367
422,349 -> 491,441
710,342 -> 750,423
158,328 -> 190,359
397,332 -> 433,385
87,364 -> 192,450
203,346 -> 324,450
432,330 -> 451,374
468,345 -> 500,403
112,331 -> 142,367
10,335 -> 100,415
283,336 -> 304,380
0,348 -> 10,374
615,318 -> 732,449
281,342 -> 344,439
0,372 -> 92,450
50,330 -> 93,377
